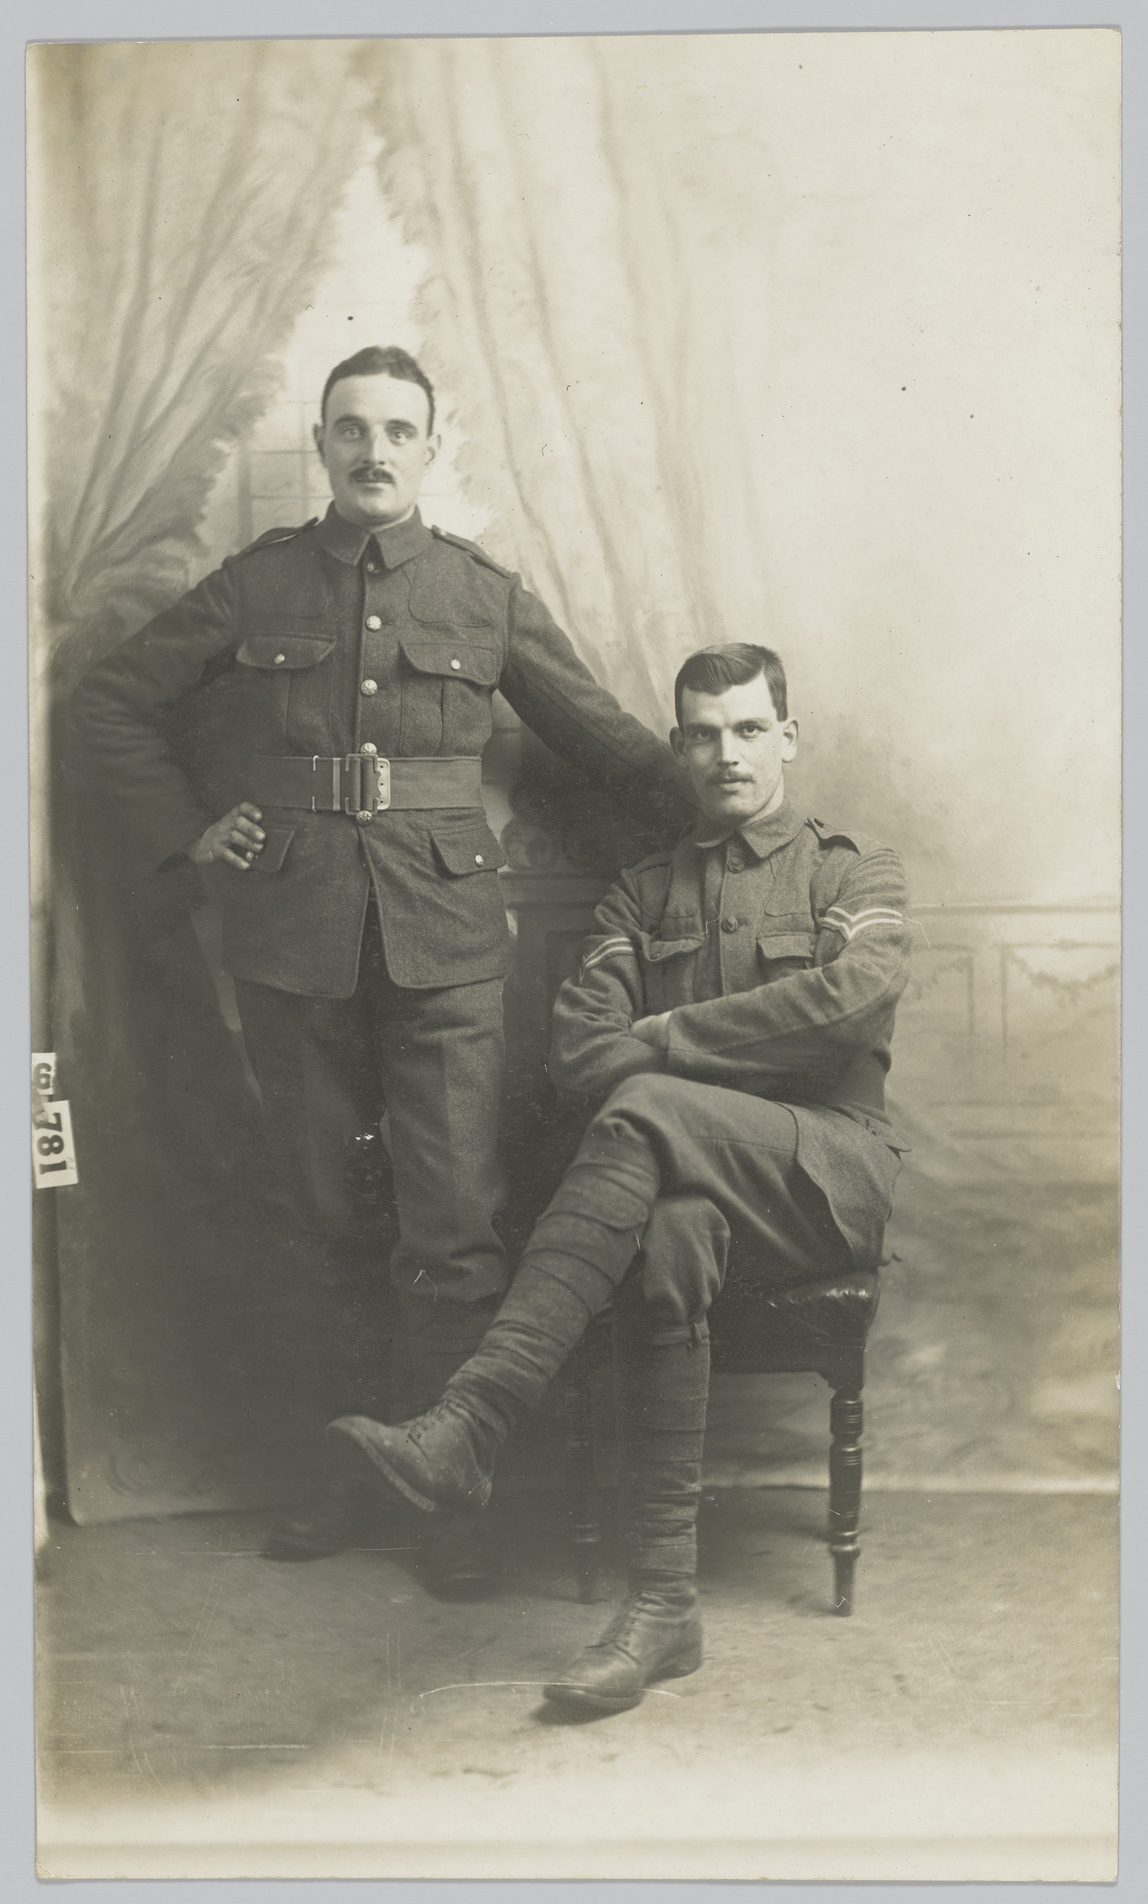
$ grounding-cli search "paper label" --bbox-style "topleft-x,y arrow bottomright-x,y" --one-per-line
32,1052 -> 79,1188
31,1052 -> 57,1098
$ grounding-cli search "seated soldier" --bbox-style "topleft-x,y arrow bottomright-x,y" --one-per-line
329,641 -> 911,1715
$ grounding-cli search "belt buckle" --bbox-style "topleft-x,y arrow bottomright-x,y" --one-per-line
343,752 -> 391,819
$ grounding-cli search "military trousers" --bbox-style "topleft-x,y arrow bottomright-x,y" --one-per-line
577,1074 -> 873,1338
234,903 -> 509,1422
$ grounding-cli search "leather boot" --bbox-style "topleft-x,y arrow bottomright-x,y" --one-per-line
327,1399 -> 499,1516
387,1299 -> 505,1594
268,1433 -> 501,1592
262,1471 -> 382,1561
419,1509 -> 502,1600
543,1585 -> 703,1714
543,1302 -> 711,1714
327,1139 -> 658,1517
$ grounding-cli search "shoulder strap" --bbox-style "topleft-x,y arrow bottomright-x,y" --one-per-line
807,814 -> 865,852
430,524 -> 514,579
228,518 -> 319,561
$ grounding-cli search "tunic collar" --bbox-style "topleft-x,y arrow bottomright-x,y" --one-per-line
315,502 -> 434,569
691,795 -> 808,861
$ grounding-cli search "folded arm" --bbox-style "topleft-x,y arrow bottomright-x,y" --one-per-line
661,846 -> 912,1091
547,872 -> 666,1097
550,844 -> 911,1100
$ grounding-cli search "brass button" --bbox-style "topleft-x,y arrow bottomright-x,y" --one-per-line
360,742 -> 378,755
274,652 -> 286,665
360,679 -> 378,696
356,810 -> 373,825
365,615 -> 382,631
450,657 -> 462,670
720,916 -> 740,933
474,853 -> 484,865
365,561 -> 379,573
727,854 -> 743,872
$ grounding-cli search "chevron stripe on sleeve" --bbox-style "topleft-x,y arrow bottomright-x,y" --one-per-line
578,934 -> 638,982
821,904 -> 905,943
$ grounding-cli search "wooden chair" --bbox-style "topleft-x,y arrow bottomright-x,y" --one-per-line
561,1266 -> 880,1617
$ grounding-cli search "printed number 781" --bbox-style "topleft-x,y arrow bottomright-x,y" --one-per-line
35,1109 -> 69,1170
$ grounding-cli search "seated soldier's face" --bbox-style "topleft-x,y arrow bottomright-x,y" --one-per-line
673,675 -> 798,828
314,373 -> 438,530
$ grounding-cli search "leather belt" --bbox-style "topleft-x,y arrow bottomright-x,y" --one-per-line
248,753 -> 483,821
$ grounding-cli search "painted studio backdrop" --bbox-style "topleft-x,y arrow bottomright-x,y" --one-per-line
29,34 -> 1120,1522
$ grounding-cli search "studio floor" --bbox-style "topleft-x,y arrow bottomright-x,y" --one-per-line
36,1485 -> 1117,1881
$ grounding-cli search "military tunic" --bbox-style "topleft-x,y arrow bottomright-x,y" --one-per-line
73,505 -> 685,998
545,798 -> 911,1321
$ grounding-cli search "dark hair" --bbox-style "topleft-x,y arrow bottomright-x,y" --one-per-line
320,345 -> 435,433
674,643 -> 788,728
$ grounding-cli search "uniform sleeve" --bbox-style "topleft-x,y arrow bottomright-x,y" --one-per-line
499,581 -> 692,827
547,872 -> 666,1098
663,844 -> 912,1092
69,563 -> 240,883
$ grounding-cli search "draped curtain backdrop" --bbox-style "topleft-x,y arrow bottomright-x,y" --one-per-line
363,33 -> 1120,909
362,34 -> 1120,1491
368,37 -> 769,771
30,42 -> 371,1519
29,35 -> 1119,1516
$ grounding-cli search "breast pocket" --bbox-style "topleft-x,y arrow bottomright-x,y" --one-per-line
399,633 -> 502,753
756,925 -> 817,981
234,633 -> 336,741
632,929 -> 705,1010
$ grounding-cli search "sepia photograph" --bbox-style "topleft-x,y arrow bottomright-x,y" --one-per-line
27,25 -> 1121,1881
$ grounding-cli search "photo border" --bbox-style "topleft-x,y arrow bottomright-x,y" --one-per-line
8,2 -> 1141,1898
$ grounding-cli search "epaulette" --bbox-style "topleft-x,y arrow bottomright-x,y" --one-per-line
226,519 -> 318,561
431,524 -> 514,578
807,814 -> 860,852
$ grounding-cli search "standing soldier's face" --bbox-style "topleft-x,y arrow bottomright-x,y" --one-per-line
672,677 -> 799,827
314,373 -> 439,530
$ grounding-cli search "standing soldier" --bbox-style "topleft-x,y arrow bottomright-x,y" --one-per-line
71,345 -> 688,1591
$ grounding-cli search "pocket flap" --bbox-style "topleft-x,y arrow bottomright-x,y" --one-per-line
248,825 -> 295,874
636,930 -> 705,964
236,635 -> 336,670
756,930 -> 817,962
400,634 -> 501,688
430,818 -> 508,876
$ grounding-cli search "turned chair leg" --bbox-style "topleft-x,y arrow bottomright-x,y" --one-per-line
828,1385 -> 863,1616
561,1352 -> 602,1603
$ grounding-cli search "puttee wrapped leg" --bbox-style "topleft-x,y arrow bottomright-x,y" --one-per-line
328,1134 -> 660,1518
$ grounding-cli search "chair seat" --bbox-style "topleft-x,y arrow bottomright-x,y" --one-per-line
707,1266 -> 880,1375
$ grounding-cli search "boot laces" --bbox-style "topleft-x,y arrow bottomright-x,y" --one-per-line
402,1400 -> 493,1489
402,1399 -> 462,1450
599,1588 -> 690,1652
